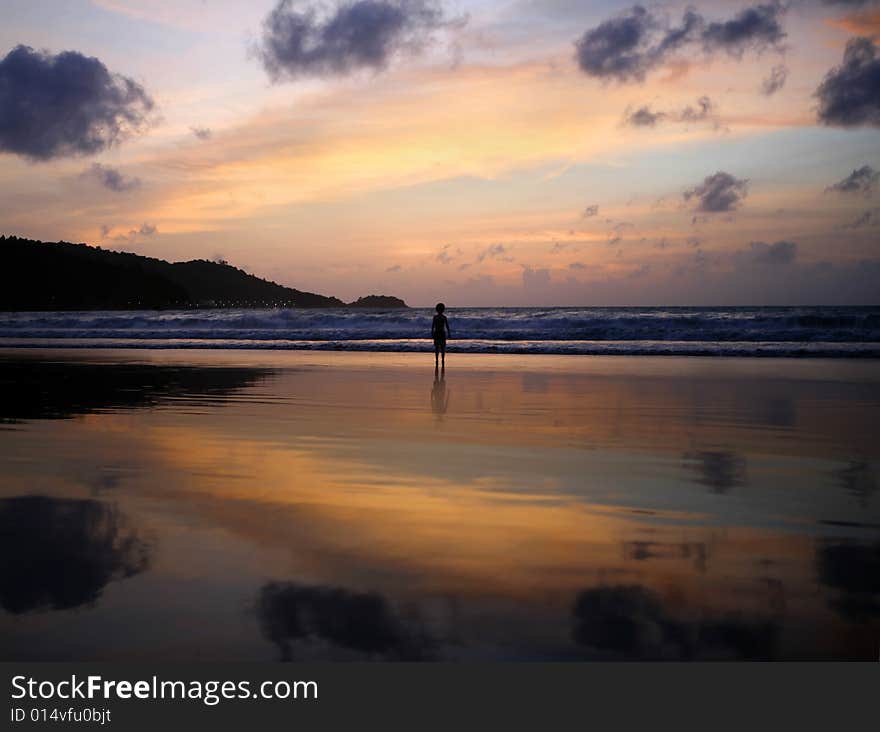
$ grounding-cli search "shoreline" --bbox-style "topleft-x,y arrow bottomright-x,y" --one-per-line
0,341 -> 878,359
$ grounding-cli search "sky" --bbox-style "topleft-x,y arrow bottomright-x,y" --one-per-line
0,0 -> 878,305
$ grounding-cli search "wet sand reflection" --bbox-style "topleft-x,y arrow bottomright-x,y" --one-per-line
0,351 -> 877,660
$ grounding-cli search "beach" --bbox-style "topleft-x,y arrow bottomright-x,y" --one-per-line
1,348 -> 878,660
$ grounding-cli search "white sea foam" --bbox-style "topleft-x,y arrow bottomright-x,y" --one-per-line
0,306 -> 878,357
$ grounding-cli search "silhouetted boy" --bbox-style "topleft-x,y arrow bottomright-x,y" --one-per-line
432,303 -> 451,368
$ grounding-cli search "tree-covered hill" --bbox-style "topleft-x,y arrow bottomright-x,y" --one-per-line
0,236 -> 406,310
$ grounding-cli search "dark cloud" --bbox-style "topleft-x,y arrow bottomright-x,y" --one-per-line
572,585 -> 778,659
835,461 -> 877,508
83,163 -> 141,192
258,581 -> 432,660
684,171 -> 749,213
678,95 -> 717,124
626,97 -> 719,129
816,37 -> 880,127
0,45 -> 154,161
826,164 -> 879,194
574,5 -> 701,82
816,541 -> 880,621
684,450 -> 747,493
0,496 -> 151,614
843,207 -> 880,228
622,540 -> 708,571
761,63 -> 788,95
256,0 -> 451,81
740,240 -> 799,266
573,585 -> 671,656
582,204 -> 599,217
625,105 -> 666,127
190,126 -> 212,140
575,4 -> 786,83
0,359 -> 270,422
700,2 -> 786,57
574,5 -> 657,82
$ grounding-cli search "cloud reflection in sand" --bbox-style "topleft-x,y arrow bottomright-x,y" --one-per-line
0,352 -> 877,659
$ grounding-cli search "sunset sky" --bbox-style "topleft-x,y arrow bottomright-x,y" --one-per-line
1,0 -> 878,305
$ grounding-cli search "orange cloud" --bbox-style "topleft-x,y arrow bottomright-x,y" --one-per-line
828,10 -> 880,37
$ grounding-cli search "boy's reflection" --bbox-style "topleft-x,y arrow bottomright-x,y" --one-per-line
431,365 -> 449,419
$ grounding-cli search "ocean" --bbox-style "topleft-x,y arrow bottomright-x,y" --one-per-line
1,305 -> 879,357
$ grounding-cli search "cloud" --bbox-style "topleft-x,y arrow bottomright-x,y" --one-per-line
761,63 -> 788,95
826,165 -> 879,195
255,0 -> 452,81
684,171 -> 749,213
821,1 -> 880,7
476,243 -> 509,262
258,581 -> 432,660
572,585 -> 778,659
0,45 -> 154,161
83,163 -> 142,192
677,96 -> 716,124
843,207 -> 880,228
582,204 -> 599,218
816,37 -> 880,127
625,97 -> 718,128
816,541 -> 880,621
736,240 -> 799,266
436,243 -> 462,264
522,266 -> 551,289
0,496 -> 151,614
700,2 -> 786,57
625,105 -> 666,127
436,246 -> 453,264
190,126 -> 212,140
109,223 -> 158,242
835,461 -> 877,508
574,5 -> 656,82
574,5 -> 702,82
574,3 -> 785,83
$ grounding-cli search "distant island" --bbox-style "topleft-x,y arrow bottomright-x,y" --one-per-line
0,236 -> 408,310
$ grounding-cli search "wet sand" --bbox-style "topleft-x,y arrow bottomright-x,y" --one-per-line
0,349 -> 878,660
